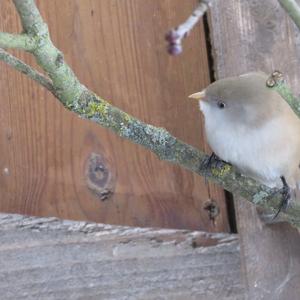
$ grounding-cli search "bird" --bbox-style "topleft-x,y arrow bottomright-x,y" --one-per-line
189,72 -> 300,212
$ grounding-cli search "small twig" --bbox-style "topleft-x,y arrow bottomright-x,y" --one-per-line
13,0 -> 83,105
0,32 -> 36,51
0,48 -> 56,95
165,0 -> 213,55
266,70 -> 300,116
278,0 -> 300,31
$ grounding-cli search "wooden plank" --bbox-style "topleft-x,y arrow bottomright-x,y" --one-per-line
0,213 -> 244,299
209,0 -> 300,298
0,0 -> 228,231
236,196 -> 300,300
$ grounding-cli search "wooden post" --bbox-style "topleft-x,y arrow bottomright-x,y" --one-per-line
210,1 -> 300,298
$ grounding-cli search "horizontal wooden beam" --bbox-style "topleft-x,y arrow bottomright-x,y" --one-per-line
0,213 -> 244,299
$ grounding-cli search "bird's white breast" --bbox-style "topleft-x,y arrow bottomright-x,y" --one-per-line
200,101 -> 297,188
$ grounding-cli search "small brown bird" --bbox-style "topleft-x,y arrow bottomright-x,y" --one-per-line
189,72 -> 300,209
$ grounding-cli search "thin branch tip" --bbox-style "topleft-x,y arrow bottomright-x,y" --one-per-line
266,70 -> 300,117
0,48 -> 55,95
166,0 -> 214,55
279,0 -> 300,31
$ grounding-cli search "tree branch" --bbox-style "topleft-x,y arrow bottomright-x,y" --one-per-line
0,48 -> 56,95
0,0 -> 298,227
0,32 -> 36,51
13,0 -> 83,105
165,0 -> 213,55
266,70 -> 300,117
278,0 -> 300,31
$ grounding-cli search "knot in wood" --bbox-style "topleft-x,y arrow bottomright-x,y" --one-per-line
85,152 -> 116,201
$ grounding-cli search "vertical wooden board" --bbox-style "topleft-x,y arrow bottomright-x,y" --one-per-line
0,0 -> 228,232
236,197 -> 300,300
209,0 -> 300,298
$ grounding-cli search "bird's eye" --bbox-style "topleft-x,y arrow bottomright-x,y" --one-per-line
217,101 -> 226,109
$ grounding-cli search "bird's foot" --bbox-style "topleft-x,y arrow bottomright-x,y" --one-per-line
201,152 -> 228,183
273,176 -> 291,219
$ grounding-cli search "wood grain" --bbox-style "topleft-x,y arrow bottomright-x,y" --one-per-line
236,197 -> 300,300
0,213 -> 244,300
210,0 -> 300,298
0,1 -> 228,231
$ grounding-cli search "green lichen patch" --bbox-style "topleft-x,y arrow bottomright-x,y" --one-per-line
211,164 -> 232,178
87,101 -> 109,117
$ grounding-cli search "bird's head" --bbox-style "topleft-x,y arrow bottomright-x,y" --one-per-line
189,72 -> 283,128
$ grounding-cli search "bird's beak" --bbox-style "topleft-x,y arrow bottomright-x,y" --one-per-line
188,89 -> 206,101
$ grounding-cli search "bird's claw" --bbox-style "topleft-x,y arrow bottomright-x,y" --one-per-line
273,176 -> 291,219
280,184 -> 291,211
201,152 -> 227,184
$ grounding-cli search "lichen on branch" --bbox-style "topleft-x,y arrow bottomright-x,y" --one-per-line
0,48 -> 56,94
0,0 -> 299,227
13,0 -> 83,105
0,32 -> 36,51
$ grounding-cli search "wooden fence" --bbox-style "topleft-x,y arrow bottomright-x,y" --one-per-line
0,0 -> 228,232
1,0 -> 300,299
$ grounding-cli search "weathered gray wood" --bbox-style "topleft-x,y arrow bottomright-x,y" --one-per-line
210,1 -> 300,299
0,213 -> 244,300
236,197 -> 300,300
